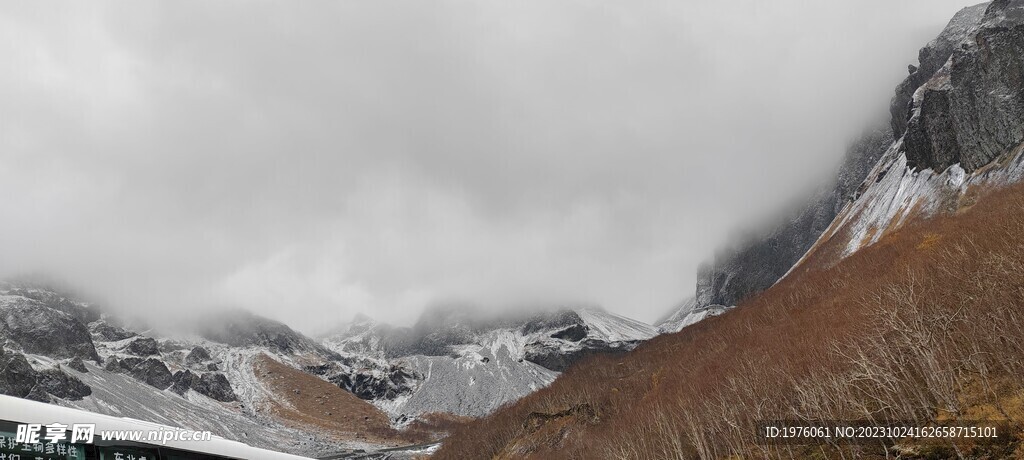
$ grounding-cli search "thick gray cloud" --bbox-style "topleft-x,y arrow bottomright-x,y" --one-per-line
0,0 -> 981,332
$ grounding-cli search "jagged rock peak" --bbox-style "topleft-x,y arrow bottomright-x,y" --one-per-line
0,294 -> 101,362
192,309 -> 337,358
890,3 -> 988,138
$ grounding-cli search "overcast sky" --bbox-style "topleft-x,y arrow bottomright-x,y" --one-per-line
0,1 -> 982,333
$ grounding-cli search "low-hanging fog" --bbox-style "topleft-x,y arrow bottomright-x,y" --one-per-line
0,0 -> 982,333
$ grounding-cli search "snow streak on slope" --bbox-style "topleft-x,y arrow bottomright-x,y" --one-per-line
576,308 -> 657,342
389,347 -> 557,417
655,297 -> 732,334
44,356 -> 326,456
812,142 -> 1024,263
322,307 -> 657,418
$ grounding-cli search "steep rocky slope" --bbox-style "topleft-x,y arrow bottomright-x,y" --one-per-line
678,1 -> 1022,320
0,282 -> 409,457
803,0 -> 1024,267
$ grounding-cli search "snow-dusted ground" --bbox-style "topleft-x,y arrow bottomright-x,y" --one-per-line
55,330 -> 379,458
6,280 -> 664,455
576,308 -> 657,342
655,298 -> 732,334
324,324 -> 560,418
33,356 -> 328,457
811,141 -> 1024,261
322,307 -> 657,418
392,349 -> 556,417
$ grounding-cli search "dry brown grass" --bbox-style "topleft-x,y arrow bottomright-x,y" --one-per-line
436,182 -> 1024,459
254,354 -> 439,446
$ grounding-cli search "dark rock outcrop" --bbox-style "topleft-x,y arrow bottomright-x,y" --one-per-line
125,337 -> 161,357
104,356 -> 143,373
329,365 -> 420,400
521,310 -> 584,336
192,372 -> 237,402
35,368 -> 92,400
90,321 -> 137,342
0,297 -> 101,361
170,370 -> 196,395
66,357 -> 88,373
107,356 -> 173,390
551,324 -> 589,341
523,339 -> 636,372
185,346 -> 212,365
890,4 -> 989,138
902,1 -> 1024,172
169,369 -> 237,402
130,358 -> 174,390
25,385 -> 50,403
0,348 -> 40,399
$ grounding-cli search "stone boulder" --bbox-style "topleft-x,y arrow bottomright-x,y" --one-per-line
169,370 -> 196,396
192,373 -> 237,402
36,368 -> 92,400
124,337 -> 161,357
169,370 -> 237,402
90,321 -> 137,342
66,357 -> 88,373
185,346 -> 212,365
0,348 -> 39,399
129,358 -> 174,390
105,356 -> 143,373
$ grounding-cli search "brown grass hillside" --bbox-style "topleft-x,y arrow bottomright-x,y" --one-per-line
435,182 -> 1024,459
254,353 -> 414,445
255,354 -> 470,447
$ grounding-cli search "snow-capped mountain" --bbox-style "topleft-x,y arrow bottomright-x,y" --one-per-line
0,281 -> 421,457
0,280 -> 660,455
322,305 -> 657,417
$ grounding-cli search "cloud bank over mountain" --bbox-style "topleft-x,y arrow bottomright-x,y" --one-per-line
0,0 -> 980,332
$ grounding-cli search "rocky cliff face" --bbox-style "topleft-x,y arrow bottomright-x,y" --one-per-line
0,292 -> 101,362
694,127 -> 892,308
890,4 -> 989,139
801,1 -> 1024,263
689,1 -> 1024,313
903,1 -> 1024,172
